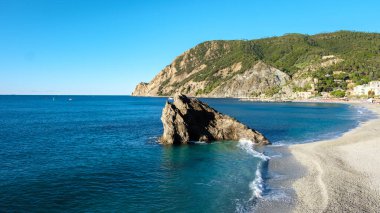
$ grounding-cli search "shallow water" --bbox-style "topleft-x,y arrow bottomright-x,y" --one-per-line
0,96 -> 372,212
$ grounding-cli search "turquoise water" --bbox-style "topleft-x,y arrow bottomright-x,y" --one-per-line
0,96 -> 372,212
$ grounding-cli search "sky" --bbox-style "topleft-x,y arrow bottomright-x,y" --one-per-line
1,0 -> 380,95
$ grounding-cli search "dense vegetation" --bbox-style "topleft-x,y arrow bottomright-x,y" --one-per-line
165,31 -> 380,95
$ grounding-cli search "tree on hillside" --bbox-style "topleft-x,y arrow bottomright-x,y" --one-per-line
368,90 -> 375,98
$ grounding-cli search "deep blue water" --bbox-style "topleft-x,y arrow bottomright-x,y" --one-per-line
0,96 -> 372,212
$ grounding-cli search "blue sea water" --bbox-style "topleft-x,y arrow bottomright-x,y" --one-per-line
0,96 -> 373,212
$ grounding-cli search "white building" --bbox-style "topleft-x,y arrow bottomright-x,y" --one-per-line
353,81 -> 380,96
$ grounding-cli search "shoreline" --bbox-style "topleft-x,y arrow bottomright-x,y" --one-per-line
289,103 -> 380,212
131,95 -> 380,104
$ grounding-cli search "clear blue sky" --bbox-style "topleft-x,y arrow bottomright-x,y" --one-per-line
1,0 -> 379,95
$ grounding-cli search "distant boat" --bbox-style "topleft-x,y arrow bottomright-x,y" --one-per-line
168,97 -> 173,100
68,98 -> 72,101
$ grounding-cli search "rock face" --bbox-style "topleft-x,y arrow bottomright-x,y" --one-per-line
132,82 -> 149,96
160,94 -> 270,145
208,61 -> 290,97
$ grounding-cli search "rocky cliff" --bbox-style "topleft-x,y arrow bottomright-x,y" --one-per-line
133,31 -> 380,98
159,94 -> 270,145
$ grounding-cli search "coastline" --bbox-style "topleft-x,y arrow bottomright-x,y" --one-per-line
132,94 -> 380,105
290,103 -> 380,212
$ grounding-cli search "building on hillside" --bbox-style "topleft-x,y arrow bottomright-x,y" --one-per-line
352,81 -> 380,96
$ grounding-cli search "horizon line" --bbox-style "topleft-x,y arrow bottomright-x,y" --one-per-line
0,94 -> 133,96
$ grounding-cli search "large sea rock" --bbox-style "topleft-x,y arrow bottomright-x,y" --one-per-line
159,94 -> 270,145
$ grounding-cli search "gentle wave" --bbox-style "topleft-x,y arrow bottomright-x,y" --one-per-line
237,139 -> 270,202
249,161 -> 265,200
193,141 -> 207,145
268,143 -> 286,147
147,136 -> 160,144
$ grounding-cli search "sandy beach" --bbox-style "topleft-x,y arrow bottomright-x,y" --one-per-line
290,104 -> 380,212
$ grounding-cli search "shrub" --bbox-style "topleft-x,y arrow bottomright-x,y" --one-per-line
331,90 -> 346,98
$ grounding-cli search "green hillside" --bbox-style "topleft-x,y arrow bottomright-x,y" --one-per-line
171,31 -> 380,94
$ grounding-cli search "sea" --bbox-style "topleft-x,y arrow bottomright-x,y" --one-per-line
0,96 -> 374,212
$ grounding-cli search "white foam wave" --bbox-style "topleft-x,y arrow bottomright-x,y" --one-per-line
237,139 -> 270,161
193,141 -> 207,145
268,143 -> 286,147
237,139 -> 270,201
234,199 -> 255,213
262,189 -> 291,202
249,162 -> 264,200
147,136 -> 160,143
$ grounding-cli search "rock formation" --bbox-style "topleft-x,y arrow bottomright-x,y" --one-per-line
159,94 -> 270,145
